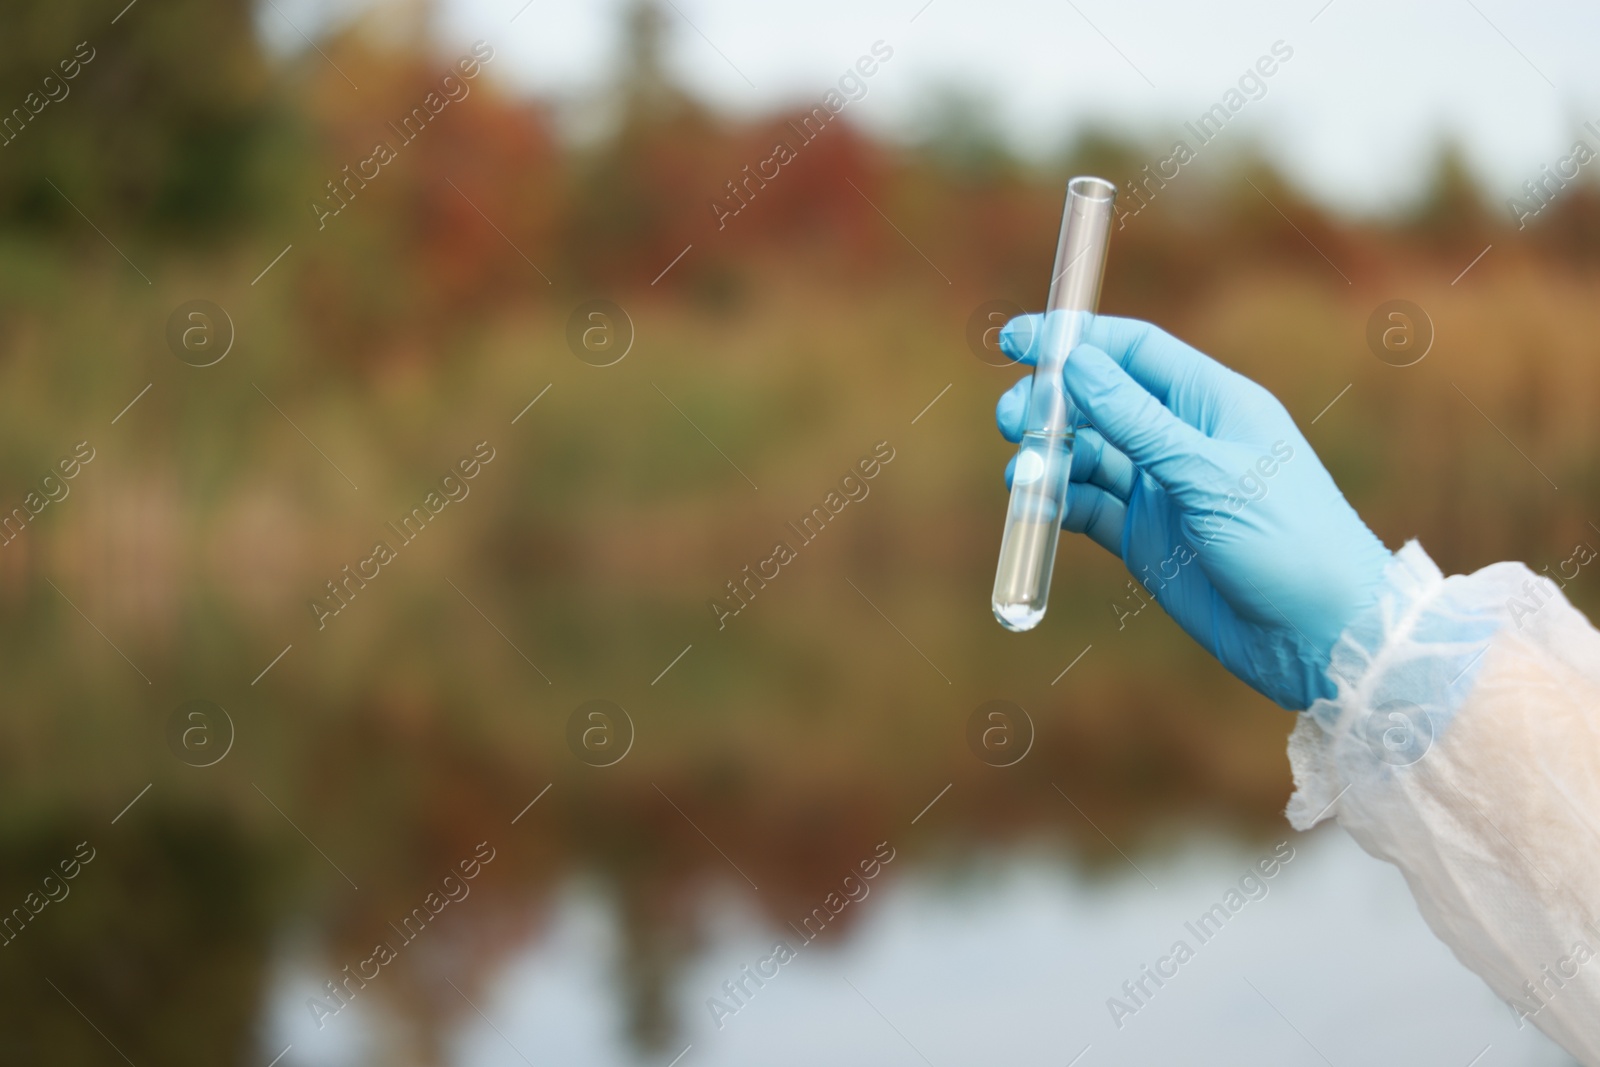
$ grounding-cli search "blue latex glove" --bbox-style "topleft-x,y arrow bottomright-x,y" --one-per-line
996,314 -> 1393,710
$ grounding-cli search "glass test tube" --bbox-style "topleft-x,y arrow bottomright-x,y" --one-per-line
991,176 -> 1117,632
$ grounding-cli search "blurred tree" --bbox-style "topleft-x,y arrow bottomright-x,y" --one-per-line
1410,140 -> 1491,252
617,0 -> 690,129
911,85 -> 1017,183
1056,127 -> 1148,187
289,40 -> 562,368
563,0 -> 720,287
0,0 -> 282,238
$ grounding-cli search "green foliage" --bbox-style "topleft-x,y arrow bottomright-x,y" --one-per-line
0,0 -> 276,235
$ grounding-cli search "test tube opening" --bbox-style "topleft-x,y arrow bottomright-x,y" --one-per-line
1066,176 -> 1117,202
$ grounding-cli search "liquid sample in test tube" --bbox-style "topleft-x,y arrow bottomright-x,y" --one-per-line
991,176 -> 1117,632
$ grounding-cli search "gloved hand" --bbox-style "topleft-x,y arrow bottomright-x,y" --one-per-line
996,314 -> 1393,710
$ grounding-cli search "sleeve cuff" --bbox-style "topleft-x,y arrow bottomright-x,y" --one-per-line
1286,539 -> 1504,829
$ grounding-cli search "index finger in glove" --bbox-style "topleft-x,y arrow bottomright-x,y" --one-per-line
1062,343 -> 1218,507
1000,314 -> 1248,432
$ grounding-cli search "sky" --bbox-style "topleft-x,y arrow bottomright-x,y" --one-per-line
265,0 -> 1600,218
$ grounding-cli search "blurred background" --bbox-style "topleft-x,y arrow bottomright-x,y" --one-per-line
1,0 -> 1597,1063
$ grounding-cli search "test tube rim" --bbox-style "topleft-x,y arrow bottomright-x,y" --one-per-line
1067,175 -> 1117,202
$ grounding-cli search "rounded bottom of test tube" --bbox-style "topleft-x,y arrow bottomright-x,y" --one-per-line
993,600 -> 1046,632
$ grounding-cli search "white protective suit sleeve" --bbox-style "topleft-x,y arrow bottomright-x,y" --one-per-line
1286,539 -> 1600,1063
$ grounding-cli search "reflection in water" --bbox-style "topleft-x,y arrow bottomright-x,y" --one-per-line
265,829 -> 1576,1067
